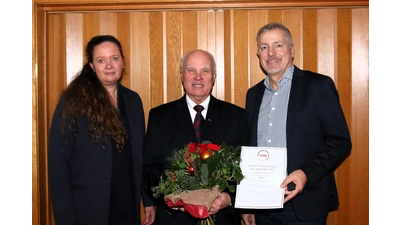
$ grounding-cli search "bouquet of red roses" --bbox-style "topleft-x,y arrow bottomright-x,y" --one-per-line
151,141 -> 243,225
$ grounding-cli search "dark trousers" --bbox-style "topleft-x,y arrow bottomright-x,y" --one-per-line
255,202 -> 327,225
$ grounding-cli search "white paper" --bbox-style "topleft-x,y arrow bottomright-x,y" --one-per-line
234,146 -> 287,209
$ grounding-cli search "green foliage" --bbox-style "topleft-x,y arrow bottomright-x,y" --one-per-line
152,142 -> 243,197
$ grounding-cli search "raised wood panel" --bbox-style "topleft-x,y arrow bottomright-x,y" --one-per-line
148,12 -> 165,108
248,10 -> 268,88
166,12 -> 184,102
350,7 -> 369,224
302,9 -> 318,71
34,4 -> 369,225
117,12 -> 133,88
333,9 -> 353,225
131,12 -> 152,117
232,10 -> 249,106
317,9 -> 335,77
215,11 -> 226,99
66,14 -> 83,83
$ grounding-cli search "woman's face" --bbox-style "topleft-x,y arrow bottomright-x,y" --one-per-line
89,41 -> 124,87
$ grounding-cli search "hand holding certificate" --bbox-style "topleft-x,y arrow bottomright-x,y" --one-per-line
235,146 -> 287,209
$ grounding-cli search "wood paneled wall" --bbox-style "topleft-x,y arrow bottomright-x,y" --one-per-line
33,1 -> 369,225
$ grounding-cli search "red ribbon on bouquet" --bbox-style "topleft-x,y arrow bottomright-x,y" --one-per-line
164,185 -> 220,219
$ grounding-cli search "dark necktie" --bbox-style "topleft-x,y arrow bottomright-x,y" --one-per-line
193,105 -> 204,143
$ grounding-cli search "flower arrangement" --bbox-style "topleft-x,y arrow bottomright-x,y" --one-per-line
151,141 -> 244,224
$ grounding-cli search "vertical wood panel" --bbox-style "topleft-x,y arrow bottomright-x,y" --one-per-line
127,12 -> 151,217
301,9 -> 317,71
82,13 -> 100,57
215,11 -> 225,100
165,12 -> 183,102
149,12 -> 164,108
206,11 -> 216,55
331,8 -> 353,225
99,12 -> 117,35
336,9 -> 352,116
248,10 -> 268,89
232,10 -> 248,105
117,12 -> 133,88
223,10 -> 232,103
33,6 -> 45,225
283,10 -> 301,67
182,11 -> 198,52
47,14 -> 67,122
350,8 -> 369,225
206,10 -> 217,56
46,13 -> 67,225
315,12 -> 340,223
131,12 -> 151,116
66,14 -> 83,83
267,9 -> 283,23
317,9 -> 335,78
206,11 -> 218,99
197,11 -> 209,52
198,11 -> 219,97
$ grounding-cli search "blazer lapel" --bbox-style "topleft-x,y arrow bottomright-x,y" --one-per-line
173,96 -> 198,142
286,66 -> 305,138
201,96 -> 219,141
249,82 -> 266,145
119,85 -> 141,135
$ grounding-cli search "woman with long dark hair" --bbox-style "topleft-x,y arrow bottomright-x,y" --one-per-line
48,35 -> 150,225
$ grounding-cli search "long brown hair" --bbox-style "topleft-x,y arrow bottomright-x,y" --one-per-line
60,35 -> 127,151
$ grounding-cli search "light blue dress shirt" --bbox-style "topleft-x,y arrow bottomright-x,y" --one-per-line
257,65 -> 294,148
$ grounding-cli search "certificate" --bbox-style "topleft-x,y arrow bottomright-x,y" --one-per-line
234,146 -> 287,209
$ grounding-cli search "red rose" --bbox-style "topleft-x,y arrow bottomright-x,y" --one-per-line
207,143 -> 220,152
197,143 -> 208,154
187,142 -> 197,153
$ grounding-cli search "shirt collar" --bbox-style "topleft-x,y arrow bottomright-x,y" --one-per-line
186,95 -> 210,111
264,65 -> 294,91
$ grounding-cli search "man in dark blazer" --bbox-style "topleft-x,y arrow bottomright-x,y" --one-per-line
141,49 -> 250,225
243,23 -> 352,225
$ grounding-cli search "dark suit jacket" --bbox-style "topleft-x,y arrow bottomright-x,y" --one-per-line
245,66 -> 352,221
48,85 -> 145,225
142,95 -> 249,225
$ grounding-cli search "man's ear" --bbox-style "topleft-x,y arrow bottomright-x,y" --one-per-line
291,47 -> 295,60
213,72 -> 216,86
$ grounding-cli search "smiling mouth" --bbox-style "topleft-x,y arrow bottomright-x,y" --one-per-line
192,84 -> 204,87
267,59 -> 280,63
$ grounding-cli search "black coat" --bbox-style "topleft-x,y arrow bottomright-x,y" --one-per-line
245,66 -> 352,221
48,85 -> 145,225
142,95 -> 249,225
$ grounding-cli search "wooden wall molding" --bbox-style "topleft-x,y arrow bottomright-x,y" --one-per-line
36,0 -> 368,12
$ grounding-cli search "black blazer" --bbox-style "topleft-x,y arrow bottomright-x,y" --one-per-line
245,66 -> 352,221
142,95 -> 249,225
48,85 -> 145,225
